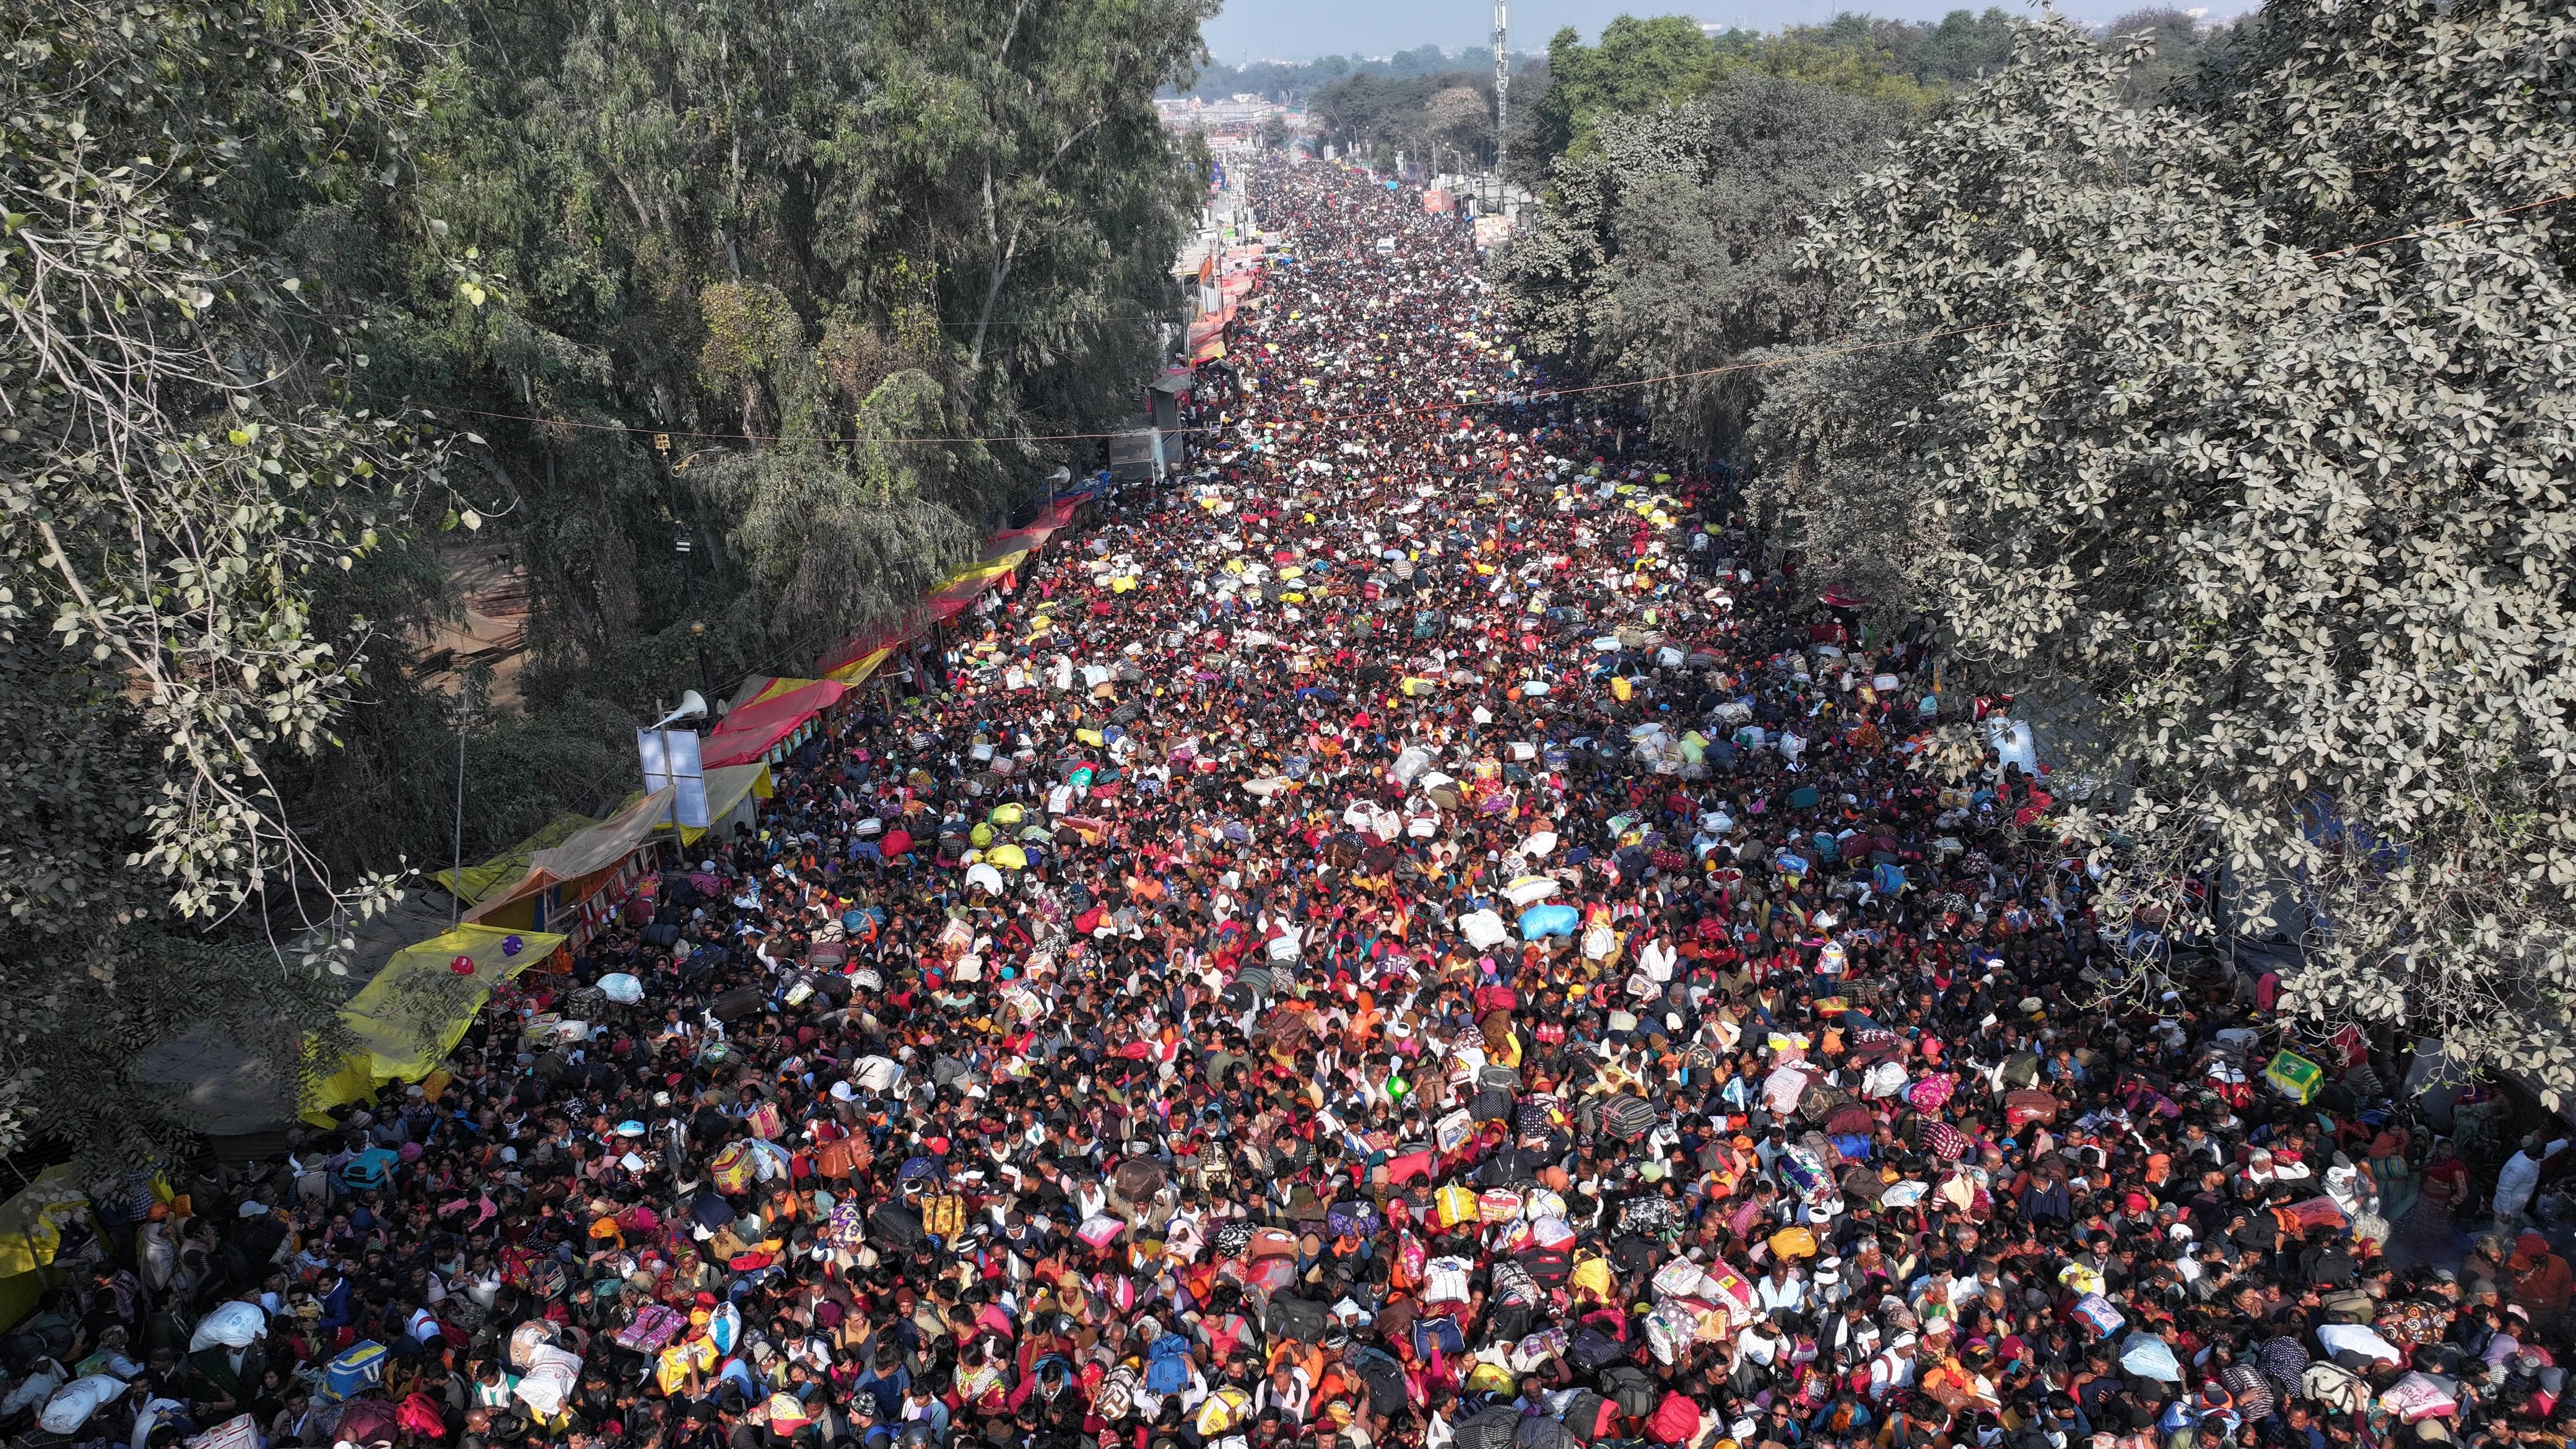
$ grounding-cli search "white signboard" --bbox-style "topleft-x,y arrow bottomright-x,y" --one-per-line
638,728 -> 709,830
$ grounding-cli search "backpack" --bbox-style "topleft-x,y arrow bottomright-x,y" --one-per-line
2003,1089 -> 2060,1128
1798,1084 -> 1852,1127
1413,1313 -> 1466,1359
1519,1245 -> 1572,1287
1460,1409 -> 1525,1449
1602,1096 -> 1656,1141
1145,1334 -> 1194,1395
2302,1360 -> 2368,1414
1352,1349 -> 1408,1416
1425,1255 -> 1474,1304
1196,1386 -> 1252,1438
1491,1258 -> 1542,1307
1617,1196 -> 1677,1237
868,1201 -> 925,1249
1569,1325 -> 1629,1373
1648,1392 -> 1700,1446
1248,1226 -> 1300,1260
2320,1287 -> 2375,1324
398,1393 -> 449,1440
1516,1414 -> 1582,1449
1825,1102 -> 1877,1137
1327,1201 -> 1381,1238
1601,1365 -> 1658,1420
1211,1221 -> 1254,1259
1472,1087 -> 1515,1122
2001,1051 -> 2042,1089
1268,1295 -> 1329,1344
1562,1391 -> 1618,1443
1769,1224 -> 1819,1261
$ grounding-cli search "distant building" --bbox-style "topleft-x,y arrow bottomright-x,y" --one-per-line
1154,94 -> 1303,145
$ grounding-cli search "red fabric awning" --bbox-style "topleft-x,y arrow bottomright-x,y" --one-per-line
704,678 -> 848,767
926,568 -> 1011,623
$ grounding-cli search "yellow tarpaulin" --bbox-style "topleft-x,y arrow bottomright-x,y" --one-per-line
829,646 -> 896,686
306,924 -> 567,1122
751,677 -> 817,705
433,811 -> 601,905
0,1165 -> 87,1279
603,764 -> 772,847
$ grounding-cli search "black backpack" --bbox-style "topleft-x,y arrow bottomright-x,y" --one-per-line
1518,1245 -> 1572,1286
1568,1325 -> 1629,1373
1351,1349 -> 1407,1416
1601,1096 -> 1656,1141
1599,1365 -> 1658,1420
1458,1410 -> 1523,1449
868,1202 -> 925,1250
1268,1295 -> 1329,1344
1562,1391 -> 1617,1444
1471,1087 -> 1515,1122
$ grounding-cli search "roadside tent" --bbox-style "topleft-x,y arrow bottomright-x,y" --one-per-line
135,895 -> 461,1146
0,1165 -> 89,1328
744,676 -> 819,707
1186,311 -> 1230,363
703,679 -> 848,768
829,646 -> 899,686
603,764 -> 772,849
433,811 -> 600,907
925,555 -> 1025,624
304,923 -> 567,1122
700,763 -> 772,844
468,786 -> 677,929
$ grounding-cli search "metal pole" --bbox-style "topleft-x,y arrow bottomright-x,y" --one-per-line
450,712 -> 467,929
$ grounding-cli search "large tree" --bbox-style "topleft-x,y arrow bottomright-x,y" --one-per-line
1,0 -> 451,1161
1,0 -> 1214,1162
1769,1 -> 2576,1089
1494,72 -> 1906,457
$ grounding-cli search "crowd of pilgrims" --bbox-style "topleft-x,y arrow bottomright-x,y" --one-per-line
8,153 -> 2574,1449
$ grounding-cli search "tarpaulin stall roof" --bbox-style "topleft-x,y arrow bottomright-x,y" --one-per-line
433,810 -> 601,906
703,679 -> 848,768
821,612 -> 932,679
603,763 -> 773,846
533,786 -> 684,879
829,645 -> 898,686
702,762 -> 773,842
0,1165 -> 88,1280
304,923 -> 568,1122
746,676 -> 819,707
925,554 -> 1025,624
0,1164 -> 87,1328
1186,310 -> 1232,363
468,786 -> 679,925
814,492 -> 1090,682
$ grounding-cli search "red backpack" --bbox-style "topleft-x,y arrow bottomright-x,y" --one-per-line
1648,1391 -> 1700,1447
399,1393 -> 451,1439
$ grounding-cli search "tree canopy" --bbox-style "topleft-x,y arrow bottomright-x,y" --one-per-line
1,0 -> 1212,1162
1760,0 -> 2576,1090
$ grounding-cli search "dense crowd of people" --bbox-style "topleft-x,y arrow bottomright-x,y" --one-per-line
7,155 -> 2572,1449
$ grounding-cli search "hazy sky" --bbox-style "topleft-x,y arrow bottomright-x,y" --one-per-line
1199,0 -> 2258,63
